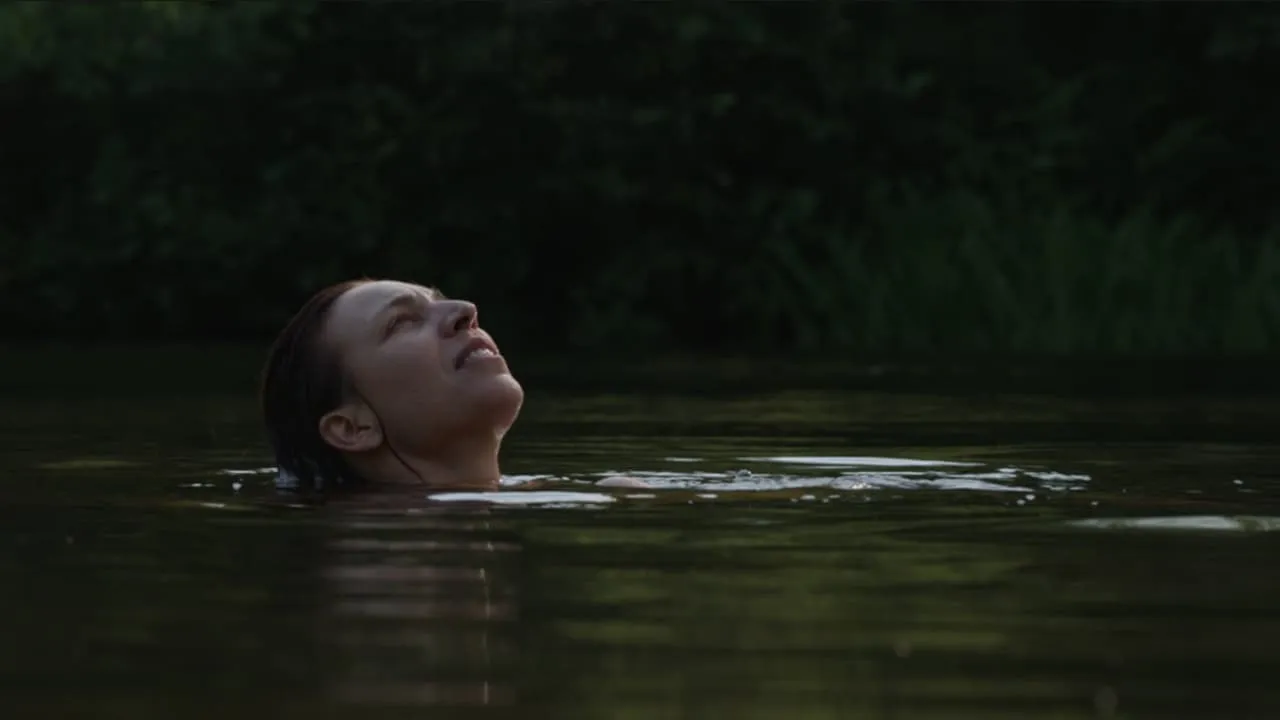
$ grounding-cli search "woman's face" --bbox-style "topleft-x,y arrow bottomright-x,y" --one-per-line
320,280 -> 524,456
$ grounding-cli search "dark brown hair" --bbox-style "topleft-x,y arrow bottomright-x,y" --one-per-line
260,279 -> 369,492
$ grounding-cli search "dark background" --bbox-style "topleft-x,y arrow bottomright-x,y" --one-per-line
2,1 -> 1278,358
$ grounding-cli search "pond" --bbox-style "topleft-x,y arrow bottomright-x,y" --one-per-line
1,350 -> 1277,719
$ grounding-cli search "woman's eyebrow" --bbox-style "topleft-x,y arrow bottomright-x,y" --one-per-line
377,287 -> 445,318
376,293 -> 426,321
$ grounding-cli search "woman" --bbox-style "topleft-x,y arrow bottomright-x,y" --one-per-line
261,278 -> 644,493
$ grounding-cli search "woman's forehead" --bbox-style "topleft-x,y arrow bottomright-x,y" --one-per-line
345,280 -> 436,310
325,280 -> 438,344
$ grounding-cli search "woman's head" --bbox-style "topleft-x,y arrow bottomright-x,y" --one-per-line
260,279 -> 524,491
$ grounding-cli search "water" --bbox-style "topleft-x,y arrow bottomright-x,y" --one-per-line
1,353 -> 1279,719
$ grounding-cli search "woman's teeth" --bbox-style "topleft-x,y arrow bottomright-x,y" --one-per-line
463,347 -> 496,366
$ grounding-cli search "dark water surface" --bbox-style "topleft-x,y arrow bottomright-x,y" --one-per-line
1,352 -> 1278,719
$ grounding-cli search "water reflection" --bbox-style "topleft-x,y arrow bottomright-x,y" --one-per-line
319,501 -> 520,709
517,498 -> 1280,719
517,500 -> 1069,719
2,361 -> 1280,720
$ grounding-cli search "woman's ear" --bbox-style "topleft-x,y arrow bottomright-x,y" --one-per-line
318,403 -> 383,453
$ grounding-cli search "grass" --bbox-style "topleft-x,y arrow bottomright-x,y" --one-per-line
756,187 -> 1280,354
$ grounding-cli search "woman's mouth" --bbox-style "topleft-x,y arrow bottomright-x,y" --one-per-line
455,337 -> 502,369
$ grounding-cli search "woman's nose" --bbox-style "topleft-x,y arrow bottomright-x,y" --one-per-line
439,300 -> 479,336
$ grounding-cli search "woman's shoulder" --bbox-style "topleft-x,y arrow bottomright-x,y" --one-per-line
594,475 -> 652,489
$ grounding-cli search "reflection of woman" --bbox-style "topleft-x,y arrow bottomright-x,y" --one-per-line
258,280 -> 640,706
321,503 -> 519,708
260,278 -> 644,493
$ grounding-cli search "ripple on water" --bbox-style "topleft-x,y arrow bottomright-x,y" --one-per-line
221,454 -> 1094,502
430,491 -> 617,506
208,456 -> 1280,534
1068,515 -> 1280,533
568,454 -> 1093,495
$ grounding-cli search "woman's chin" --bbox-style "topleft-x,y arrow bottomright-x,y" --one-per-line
481,375 -> 525,431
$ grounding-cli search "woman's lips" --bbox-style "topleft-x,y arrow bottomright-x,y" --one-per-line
455,337 -> 501,369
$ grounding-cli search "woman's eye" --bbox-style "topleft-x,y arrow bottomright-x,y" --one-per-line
388,314 -> 421,334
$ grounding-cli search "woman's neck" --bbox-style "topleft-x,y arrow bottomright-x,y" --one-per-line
357,439 -> 504,491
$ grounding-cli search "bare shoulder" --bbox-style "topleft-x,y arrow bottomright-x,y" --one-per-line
595,475 -> 653,489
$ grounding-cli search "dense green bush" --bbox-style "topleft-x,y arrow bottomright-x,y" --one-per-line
1,1 -> 1278,354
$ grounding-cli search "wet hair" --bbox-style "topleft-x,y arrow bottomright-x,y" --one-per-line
260,279 -> 369,492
